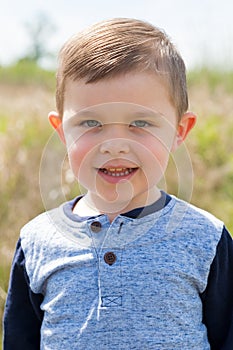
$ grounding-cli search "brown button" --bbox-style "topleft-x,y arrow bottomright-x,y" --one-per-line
90,221 -> 102,233
104,252 -> 117,265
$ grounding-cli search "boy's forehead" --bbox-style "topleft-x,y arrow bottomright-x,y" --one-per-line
64,73 -> 169,102
63,73 -> 176,122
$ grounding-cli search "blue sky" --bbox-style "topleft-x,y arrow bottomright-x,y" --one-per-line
1,0 -> 233,69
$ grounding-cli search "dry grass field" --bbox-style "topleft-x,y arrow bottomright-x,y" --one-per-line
0,65 -> 233,346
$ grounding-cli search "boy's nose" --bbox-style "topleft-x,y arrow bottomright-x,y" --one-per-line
99,137 -> 130,155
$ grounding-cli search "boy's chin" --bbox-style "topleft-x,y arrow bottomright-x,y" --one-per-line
91,191 -> 135,214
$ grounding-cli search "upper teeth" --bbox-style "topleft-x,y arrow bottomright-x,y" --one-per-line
109,168 -> 125,172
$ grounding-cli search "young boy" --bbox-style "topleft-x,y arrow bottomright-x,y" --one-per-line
3,18 -> 233,349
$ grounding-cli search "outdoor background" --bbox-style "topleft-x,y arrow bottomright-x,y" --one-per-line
1,0 -> 233,347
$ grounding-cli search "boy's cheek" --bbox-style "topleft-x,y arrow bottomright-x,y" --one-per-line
67,141 -> 95,182
68,145 -> 85,176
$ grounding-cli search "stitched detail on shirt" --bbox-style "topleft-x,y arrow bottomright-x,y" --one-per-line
101,296 -> 122,307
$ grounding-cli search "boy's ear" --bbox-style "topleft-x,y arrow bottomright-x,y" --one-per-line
172,112 -> 196,151
48,111 -> 66,144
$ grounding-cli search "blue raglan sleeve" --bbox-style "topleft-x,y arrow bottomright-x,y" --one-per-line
3,239 -> 44,350
200,226 -> 233,350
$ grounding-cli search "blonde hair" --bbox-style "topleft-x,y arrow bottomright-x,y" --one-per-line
56,18 -> 188,118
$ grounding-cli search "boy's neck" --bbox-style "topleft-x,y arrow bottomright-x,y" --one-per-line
73,188 -> 161,222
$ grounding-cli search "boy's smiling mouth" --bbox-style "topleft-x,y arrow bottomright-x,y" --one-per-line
97,166 -> 138,183
99,167 -> 136,177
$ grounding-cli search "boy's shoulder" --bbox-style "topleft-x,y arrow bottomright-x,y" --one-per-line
19,204 -> 65,246
19,199 -> 91,250
177,196 -> 223,225
21,207 -> 59,234
20,197 -> 78,234
164,194 -> 224,236
172,195 -> 223,223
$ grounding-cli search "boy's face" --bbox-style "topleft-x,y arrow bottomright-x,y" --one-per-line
49,72 -> 195,214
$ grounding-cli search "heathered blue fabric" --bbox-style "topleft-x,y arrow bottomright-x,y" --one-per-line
20,195 -> 223,349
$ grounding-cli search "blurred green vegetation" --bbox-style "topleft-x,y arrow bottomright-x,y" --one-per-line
0,60 -> 55,88
0,62 -> 233,346
188,67 -> 233,94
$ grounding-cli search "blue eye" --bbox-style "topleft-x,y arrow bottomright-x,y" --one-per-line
130,120 -> 150,128
81,120 -> 102,128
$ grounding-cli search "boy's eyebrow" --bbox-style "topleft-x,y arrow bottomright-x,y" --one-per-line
130,110 -> 164,118
77,109 -> 163,117
66,107 -> 165,123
